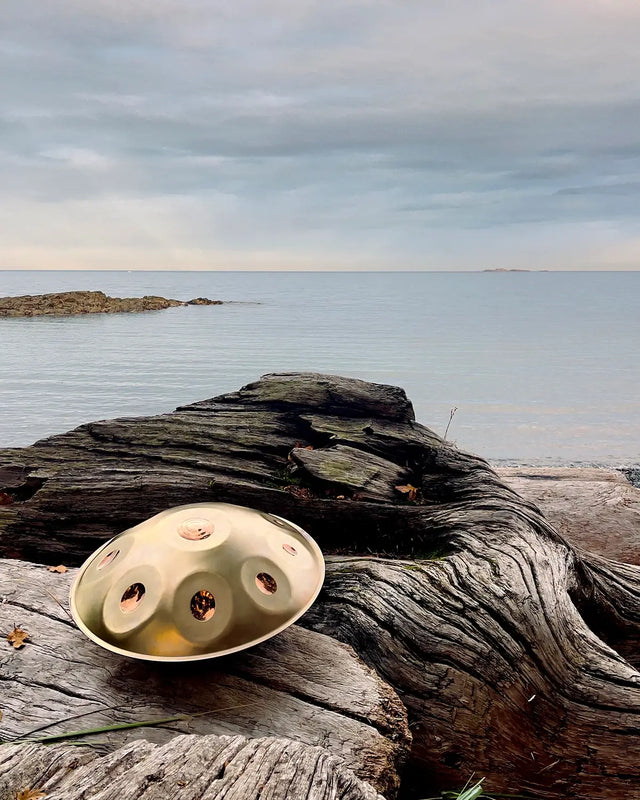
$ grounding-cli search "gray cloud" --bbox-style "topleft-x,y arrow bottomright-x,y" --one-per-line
2,0 -> 640,269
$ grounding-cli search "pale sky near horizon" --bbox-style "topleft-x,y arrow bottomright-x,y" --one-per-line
2,0 -> 640,271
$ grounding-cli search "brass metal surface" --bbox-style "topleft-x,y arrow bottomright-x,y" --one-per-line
70,503 -> 325,661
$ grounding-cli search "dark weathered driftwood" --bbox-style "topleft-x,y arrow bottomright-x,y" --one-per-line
0,374 -> 432,565
0,560 -> 409,798
1,372 -> 640,798
307,552 -> 640,798
0,734 -> 384,799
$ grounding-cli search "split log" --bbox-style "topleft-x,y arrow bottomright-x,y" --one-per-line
1,372 -> 640,798
0,733 -> 384,799
0,561 -> 409,798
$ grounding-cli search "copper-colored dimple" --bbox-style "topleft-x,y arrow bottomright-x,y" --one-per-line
191,590 -> 216,620
256,573 -> 278,595
120,582 -> 145,613
178,517 -> 214,540
98,550 -> 119,570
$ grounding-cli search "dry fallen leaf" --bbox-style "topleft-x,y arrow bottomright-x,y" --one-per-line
47,565 -> 69,574
283,485 -> 314,499
395,484 -> 418,502
0,491 -> 14,506
7,626 -> 30,649
16,788 -> 46,800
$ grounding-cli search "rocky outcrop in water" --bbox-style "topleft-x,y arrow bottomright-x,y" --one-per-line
0,290 -> 223,317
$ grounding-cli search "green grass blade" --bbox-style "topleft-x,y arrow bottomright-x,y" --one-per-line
13,715 -> 187,744
2,701 -> 259,748
457,781 -> 485,800
3,703 -> 130,743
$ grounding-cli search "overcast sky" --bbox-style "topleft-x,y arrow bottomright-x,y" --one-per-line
2,0 -> 640,271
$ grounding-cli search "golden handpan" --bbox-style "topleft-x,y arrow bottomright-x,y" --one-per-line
70,503 -> 325,661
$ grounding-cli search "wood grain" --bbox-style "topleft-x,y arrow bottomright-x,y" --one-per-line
0,734 -> 384,799
0,561 -> 409,798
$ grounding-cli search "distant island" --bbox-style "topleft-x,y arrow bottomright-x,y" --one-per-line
0,290 -> 224,318
482,268 -> 550,272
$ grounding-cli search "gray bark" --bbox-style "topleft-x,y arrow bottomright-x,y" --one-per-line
0,734 -> 384,800
0,561 -> 409,798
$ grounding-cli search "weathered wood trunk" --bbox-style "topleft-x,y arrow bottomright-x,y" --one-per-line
1,373 -> 639,798
0,734 -> 385,799
0,561 -> 409,798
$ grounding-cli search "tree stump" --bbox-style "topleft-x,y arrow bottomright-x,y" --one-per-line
1,372 -> 639,798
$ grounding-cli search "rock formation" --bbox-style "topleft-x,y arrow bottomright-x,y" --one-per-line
0,290 -> 223,317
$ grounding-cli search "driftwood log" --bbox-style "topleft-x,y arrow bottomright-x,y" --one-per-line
0,560 -> 409,797
1,372 -> 639,799
0,734 -> 384,800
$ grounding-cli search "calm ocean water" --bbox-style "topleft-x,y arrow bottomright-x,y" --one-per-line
0,270 -> 638,466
